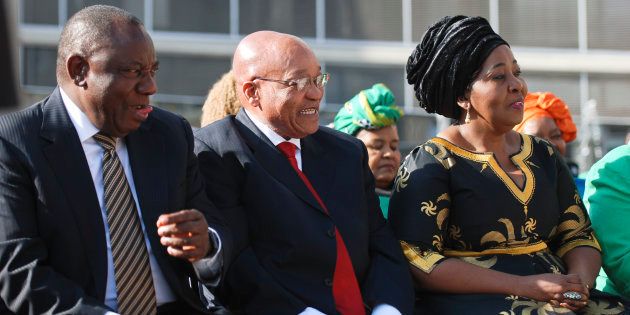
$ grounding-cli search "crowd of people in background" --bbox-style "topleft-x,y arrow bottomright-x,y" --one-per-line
0,4 -> 628,315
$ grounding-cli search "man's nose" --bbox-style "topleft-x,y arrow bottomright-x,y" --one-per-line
137,73 -> 157,95
305,82 -> 324,100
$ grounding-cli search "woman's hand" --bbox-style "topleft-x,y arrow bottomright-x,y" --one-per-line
517,273 -> 589,311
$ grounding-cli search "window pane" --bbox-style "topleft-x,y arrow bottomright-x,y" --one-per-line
499,0 -> 578,48
326,0 -> 402,41
412,0 -> 489,41
153,0 -> 229,33
589,74 -> 630,117
523,72 -> 581,115
23,46 -> 57,87
588,0 -> 630,50
156,54 -> 231,96
22,0 -> 58,25
67,0 -> 143,20
325,64 -> 405,107
239,0 -> 315,37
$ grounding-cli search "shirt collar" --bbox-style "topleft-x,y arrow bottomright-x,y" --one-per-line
244,108 -> 301,149
60,87 -> 101,143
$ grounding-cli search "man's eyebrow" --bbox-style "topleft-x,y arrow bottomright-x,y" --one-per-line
287,66 -> 322,77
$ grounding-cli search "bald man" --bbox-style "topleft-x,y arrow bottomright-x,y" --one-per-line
194,31 -> 413,315
0,5 -> 230,314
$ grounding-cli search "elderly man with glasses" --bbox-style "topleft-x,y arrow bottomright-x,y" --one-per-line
193,31 -> 413,315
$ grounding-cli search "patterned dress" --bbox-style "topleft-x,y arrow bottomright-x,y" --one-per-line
389,134 -> 626,314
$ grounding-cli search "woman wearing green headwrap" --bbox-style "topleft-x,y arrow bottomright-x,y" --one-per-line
333,83 -> 404,218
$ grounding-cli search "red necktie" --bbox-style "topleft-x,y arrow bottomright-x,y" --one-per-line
276,142 -> 365,315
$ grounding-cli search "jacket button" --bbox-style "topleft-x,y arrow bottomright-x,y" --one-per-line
327,228 -> 335,238
324,278 -> 333,287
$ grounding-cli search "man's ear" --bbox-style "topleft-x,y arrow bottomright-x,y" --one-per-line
242,81 -> 260,107
67,55 -> 88,88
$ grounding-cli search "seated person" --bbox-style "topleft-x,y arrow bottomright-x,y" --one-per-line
390,15 -> 625,314
333,83 -> 403,218
584,144 -> 630,300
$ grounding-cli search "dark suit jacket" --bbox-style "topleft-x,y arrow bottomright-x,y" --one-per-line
0,88 -> 230,314
194,111 -> 413,315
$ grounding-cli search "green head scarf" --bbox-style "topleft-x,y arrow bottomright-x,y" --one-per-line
333,83 -> 403,136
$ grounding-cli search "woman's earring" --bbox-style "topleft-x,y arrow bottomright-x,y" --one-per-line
465,109 -> 471,124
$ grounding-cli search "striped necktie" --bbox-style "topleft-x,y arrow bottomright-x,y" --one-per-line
93,133 -> 157,315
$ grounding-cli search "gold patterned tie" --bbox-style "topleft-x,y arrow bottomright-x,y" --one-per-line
93,133 -> 157,315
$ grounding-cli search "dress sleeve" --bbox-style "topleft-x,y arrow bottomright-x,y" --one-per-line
547,144 -> 601,258
388,142 -> 452,274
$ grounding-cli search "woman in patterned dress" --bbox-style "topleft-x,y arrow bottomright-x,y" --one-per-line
389,15 -> 626,315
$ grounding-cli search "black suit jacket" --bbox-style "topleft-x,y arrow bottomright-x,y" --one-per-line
0,88 -> 230,314
194,111 -> 413,315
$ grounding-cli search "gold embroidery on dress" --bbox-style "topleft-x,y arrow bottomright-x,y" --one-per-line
394,166 -> 409,192
448,225 -> 468,249
527,160 -> 540,168
429,136 -> 535,206
556,205 -> 586,241
420,201 -> 437,216
425,142 -> 456,169
502,297 -> 574,314
524,218 -> 538,236
437,192 -> 450,203
583,299 -> 626,314
400,241 -> 445,274
480,163 -> 488,172
436,208 -> 449,231
503,295 -> 626,314
481,218 -> 532,248
574,191 -> 581,204
432,235 -> 444,252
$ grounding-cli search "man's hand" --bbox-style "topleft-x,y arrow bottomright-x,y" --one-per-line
157,209 -> 211,262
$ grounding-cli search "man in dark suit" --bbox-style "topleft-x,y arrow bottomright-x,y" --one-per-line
0,5 -> 230,314
194,31 -> 413,315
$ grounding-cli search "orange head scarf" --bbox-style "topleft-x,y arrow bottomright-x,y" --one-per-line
514,92 -> 577,143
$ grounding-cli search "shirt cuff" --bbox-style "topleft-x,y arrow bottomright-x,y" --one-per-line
299,307 -> 327,315
372,304 -> 402,315
192,227 -> 223,286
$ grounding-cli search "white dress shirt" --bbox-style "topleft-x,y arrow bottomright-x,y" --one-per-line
60,88 -> 177,310
245,108 -> 302,169
245,110 -> 401,315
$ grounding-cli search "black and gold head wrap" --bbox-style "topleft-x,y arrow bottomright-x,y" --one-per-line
406,15 -> 508,119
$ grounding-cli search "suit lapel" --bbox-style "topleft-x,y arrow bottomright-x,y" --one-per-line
39,88 -> 108,301
235,111 -> 326,215
302,134 -> 336,210
125,122 -> 170,265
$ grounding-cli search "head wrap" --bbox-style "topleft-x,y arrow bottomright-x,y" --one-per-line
514,92 -> 577,143
333,83 -> 403,136
406,15 -> 508,119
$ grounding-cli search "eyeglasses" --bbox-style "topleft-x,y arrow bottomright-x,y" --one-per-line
254,73 -> 329,91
